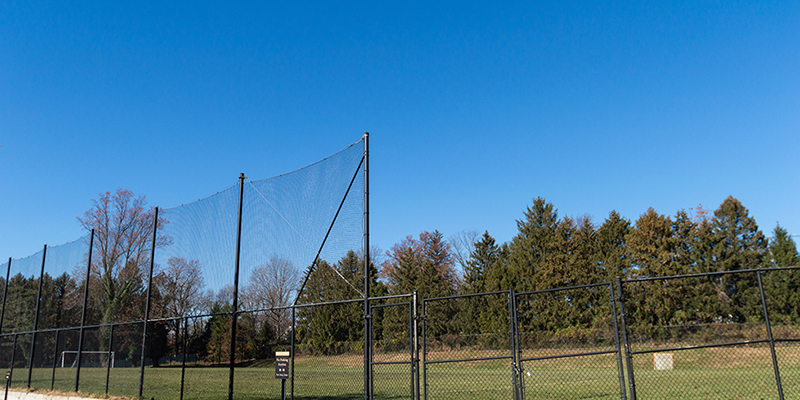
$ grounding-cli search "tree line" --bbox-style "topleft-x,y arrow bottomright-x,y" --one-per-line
3,189 -> 799,362
295,195 -> 799,353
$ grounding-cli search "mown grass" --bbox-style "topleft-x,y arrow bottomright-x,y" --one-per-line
7,345 -> 800,399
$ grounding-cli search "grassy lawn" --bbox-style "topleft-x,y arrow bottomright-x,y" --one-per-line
6,346 -> 799,399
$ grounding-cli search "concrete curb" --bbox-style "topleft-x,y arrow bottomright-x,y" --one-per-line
4,391 -> 95,400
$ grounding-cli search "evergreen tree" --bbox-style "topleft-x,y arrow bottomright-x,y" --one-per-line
595,211 -> 631,280
625,208 -> 682,331
462,232 -> 499,294
766,224 -> 800,322
381,231 -> 459,338
507,197 -> 560,292
707,196 -> 766,322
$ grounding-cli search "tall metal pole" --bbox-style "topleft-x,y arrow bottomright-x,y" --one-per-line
509,290 -> 521,400
27,244 -> 47,388
362,132 -> 371,400
757,271 -> 784,400
138,208 -> 160,400
105,324 -> 114,395
0,258 -> 11,335
180,316 -> 187,400
75,229 -> 95,392
229,173 -> 246,400
290,307 -> 295,400
608,282 -> 627,400
50,329 -> 59,390
615,277 -> 636,400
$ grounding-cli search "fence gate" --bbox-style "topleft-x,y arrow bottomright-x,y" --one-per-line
370,299 -> 417,400
422,291 -> 518,400
515,282 -> 626,400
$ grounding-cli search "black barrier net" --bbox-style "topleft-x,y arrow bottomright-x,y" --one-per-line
52,328 -> 80,392
9,333 -> 31,389
104,323 -> 144,398
29,329 -> 54,390
39,237 -> 89,330
2,138 -> 367,399
2,250 -> 43,335
294,300 -> 365,399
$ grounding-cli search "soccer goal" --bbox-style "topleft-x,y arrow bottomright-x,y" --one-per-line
59,351 -> 115,368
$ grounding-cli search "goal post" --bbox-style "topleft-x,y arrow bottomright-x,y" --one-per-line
59,351 -> 115,368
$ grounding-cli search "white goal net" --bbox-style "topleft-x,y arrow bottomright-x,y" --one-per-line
59,351 -> 115,368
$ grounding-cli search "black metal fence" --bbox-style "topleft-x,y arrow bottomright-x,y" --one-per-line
2,266 -> 800,399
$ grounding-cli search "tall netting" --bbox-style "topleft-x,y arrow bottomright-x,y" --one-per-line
2,249 -> 44,335
2,138 -> 367,399
145,137 -> 365,400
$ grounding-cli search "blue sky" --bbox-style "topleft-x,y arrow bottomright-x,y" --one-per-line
2,1 -> 799,261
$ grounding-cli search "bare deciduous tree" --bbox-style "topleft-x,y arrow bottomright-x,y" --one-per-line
242,255 -> 301,340
77,188 -> 171,324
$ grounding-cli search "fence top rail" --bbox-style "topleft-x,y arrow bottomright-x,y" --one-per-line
293,293 -> 413,309
370,301 -> 411,309
423,289 -> 511,303
630,339 -> 771,355
621,265 -> 800,284
515,281 -> 612,297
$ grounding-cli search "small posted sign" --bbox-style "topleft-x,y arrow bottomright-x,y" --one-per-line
275,351 -> 290,380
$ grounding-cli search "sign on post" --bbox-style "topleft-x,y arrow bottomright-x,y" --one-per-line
275,351 -> 290,379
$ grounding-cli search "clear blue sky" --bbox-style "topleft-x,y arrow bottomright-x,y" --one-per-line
2,1 -> 799,261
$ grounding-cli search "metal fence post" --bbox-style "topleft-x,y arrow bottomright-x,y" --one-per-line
290,306 -> 295,400
105,324 -> 114,395
363,132 -> 371,400
413,291 -> 420,400
139,208 -> 160,400
229,173 -> 246,400
421,300 -> 427,400
757,270 -> 784,400
0,258 -> 11,335
75,229 -> 94,392
9,334 -> 17,387
50,329 -> 59,390
615,276 -> 636,400
27,244 -> 47,389
509,289 -> 521,400
608,282 -> 627,400
180,317 -> 187,400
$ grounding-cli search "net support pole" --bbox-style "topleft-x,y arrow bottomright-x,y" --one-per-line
0,258 -> 11,335
363,132 -> 371,400
138,208 -> 159,400
105,324 -> 114,395
229,173 -> 246,400
27,244 -> 47,388
50,329 -> 59,390
75,229 -> 95,392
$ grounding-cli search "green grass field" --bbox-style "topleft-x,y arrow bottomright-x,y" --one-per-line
6,346 -> 800,399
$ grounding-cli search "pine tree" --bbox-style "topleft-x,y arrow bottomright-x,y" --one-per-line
595,211 -> 631,280
707,197 -> 766,322
766,224 -> 800,322
507,197 -> 560,292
